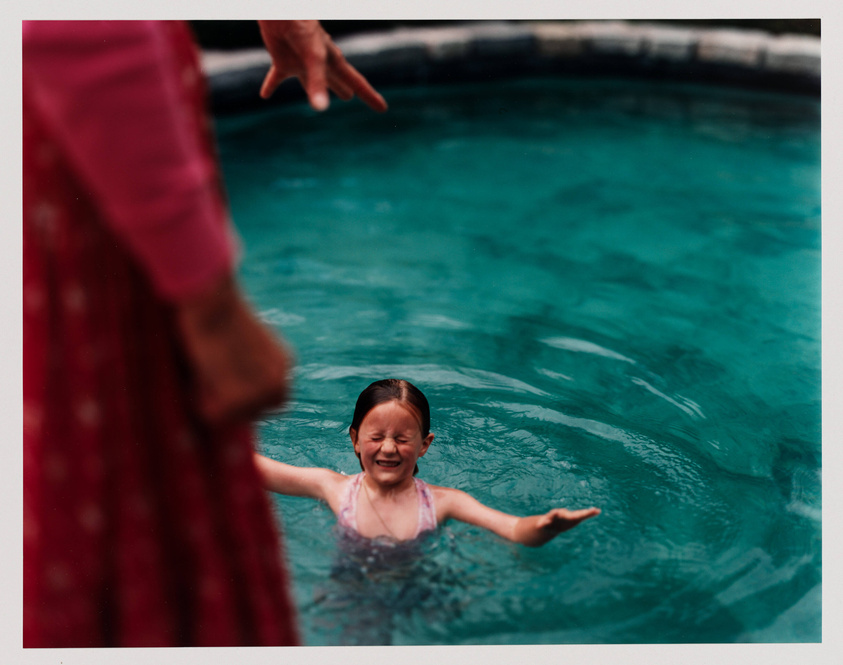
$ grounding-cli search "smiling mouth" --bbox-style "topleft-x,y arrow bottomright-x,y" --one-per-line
375,460 -> 400,468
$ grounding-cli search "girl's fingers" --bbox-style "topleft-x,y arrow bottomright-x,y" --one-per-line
536,513 -> 553,529
567,508 -> 601,522
547,507 -> 601,524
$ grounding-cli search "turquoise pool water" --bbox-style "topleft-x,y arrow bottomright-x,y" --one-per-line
215,77 -> 821,645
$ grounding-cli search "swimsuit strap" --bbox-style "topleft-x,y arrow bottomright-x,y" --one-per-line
337,473 -> 364,533
337,473 -> 438,538
413,477 -> 438,536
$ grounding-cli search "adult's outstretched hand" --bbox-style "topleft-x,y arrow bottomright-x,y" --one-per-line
176,276 -> 292,428
257,20 -> 388,113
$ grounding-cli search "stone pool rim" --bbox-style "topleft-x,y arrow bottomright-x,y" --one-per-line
202,20 -> 821,114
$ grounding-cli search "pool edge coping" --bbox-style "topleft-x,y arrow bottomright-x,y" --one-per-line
202,21 -> 820,113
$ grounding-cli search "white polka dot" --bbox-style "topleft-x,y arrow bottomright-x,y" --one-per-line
37,141 -> 58,166
78,503 -> 104,533
46,563 -> 73,591
76,398 -> 101,427
23,286 -> 45,313
23,403 -> 43,434
23,513 -> 40,543
64,284 -> 87,313
44,453 -> 68,482
31,201 -> 59,249
32,201 -> 57,229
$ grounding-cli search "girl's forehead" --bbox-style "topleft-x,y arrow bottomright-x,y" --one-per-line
360,400 -> 422,429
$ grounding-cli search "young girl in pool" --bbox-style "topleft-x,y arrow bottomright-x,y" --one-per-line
255,379 -> 600,546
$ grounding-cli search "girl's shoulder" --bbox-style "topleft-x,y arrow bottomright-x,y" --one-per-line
323,468 -> 355,485
426,484 -> 474,521
426,483 -> 454,495
322,470 -> 358,510
427,483 -> 470,500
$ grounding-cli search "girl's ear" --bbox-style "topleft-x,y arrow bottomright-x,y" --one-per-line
349,428 -> 359,453
418,432 -> 434,458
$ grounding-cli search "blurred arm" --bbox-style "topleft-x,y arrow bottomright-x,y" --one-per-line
23,20 -> 233,301
24,21 -> 295,425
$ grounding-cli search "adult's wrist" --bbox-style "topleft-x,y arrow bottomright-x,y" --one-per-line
175,273 -> 240,334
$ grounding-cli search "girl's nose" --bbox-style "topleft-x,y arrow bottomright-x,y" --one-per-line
381,437 -> 397,452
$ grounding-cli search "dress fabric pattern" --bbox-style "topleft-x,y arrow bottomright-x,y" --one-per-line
337,473 -> 438,539
23,21 -> 299,647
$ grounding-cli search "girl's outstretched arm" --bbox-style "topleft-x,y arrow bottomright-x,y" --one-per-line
434,486 -> 600,548
252,453 -> 346,512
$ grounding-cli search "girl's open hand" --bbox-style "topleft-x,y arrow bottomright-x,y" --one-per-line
536,507 -> 601,533
257,20 -> 387,113
516,507 -> 601,547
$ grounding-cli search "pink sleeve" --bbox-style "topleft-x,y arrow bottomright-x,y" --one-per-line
23,20 -> 234,301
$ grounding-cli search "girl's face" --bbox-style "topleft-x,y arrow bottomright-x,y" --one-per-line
350,400 -> 433,487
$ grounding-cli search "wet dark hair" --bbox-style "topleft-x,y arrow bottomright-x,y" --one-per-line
349,379 -> 430,475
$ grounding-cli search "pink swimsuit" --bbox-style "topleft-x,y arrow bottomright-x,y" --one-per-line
337,474 -> 437,539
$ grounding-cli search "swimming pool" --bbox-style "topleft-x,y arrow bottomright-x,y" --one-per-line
215,77 -> 820,645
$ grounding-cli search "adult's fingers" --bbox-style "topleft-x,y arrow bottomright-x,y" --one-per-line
327,71 -> 355,101
299,43 -> 331,111
330,51 -> 387,112
260,64 -> 284,99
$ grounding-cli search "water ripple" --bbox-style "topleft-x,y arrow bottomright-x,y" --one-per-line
631,376 -> 706,420
408,313 -> 473,330
540,336 -> 637,364
259,306 -> 307,327
487,400 -> 707,492
296,363 -> 550,397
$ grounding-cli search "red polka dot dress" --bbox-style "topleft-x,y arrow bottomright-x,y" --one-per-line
23,21 -> 299,647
